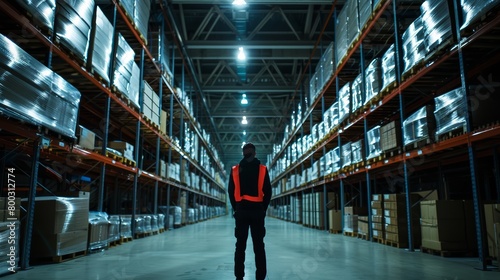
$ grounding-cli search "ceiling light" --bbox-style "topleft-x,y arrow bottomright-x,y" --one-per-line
237,47 -> 246,61
241,93 -> 248,105
243,130 -> 246,135
242,116 -> 248,125
232,0 -> 247,7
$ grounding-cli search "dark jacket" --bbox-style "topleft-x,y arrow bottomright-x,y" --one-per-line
228,157 -> 272,212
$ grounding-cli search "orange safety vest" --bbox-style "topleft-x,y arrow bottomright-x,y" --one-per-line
232,164 -> 266,202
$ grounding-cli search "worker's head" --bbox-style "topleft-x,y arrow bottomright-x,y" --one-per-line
242,142 -> 256,161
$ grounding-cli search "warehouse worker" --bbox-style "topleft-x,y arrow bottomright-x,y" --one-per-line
228,142 -> 272,280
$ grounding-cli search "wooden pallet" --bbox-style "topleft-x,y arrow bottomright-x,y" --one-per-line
402,59 -> 426,82
89,68 -> 110,87
420,247 -> 474,258
38,250 -> 87,263
382,147 -> 402,159
437,125 -> 467,142
329,229 -> 342,234
53,39 -> 86,69
343,231 -> 358,237
373,237 -> 385,244
405,138 -> 431,151
366,154 -> 385,165
357,233 -> 369,240
109,239 -> 121,247
159,228 -> 166,233
425,37 -> 455,62
96,149 -> 124,163
134,232 -> 151,239
123,157 -> 136,167
120,236 -> 133,244
151,230 -> 159,235
385,240 -> 406,248
380,80 -> 398,96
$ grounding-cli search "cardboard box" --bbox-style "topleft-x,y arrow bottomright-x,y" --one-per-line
31,230 -> 88,258
328,210 -> 341,231
77,125 -> 96,150
484,204 -> 500,258
344,206 -> 368,215
358,216 -> 369,234
371,200 -> 383,209
108,141 -> 134,160
343,214 -> 358,233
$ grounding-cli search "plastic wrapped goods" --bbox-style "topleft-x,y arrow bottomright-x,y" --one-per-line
91,6 -> 113,84
336,5 -> 348,67
143,215 -> 152,233
342,142 -> 352,169
351,73 -> 364,113
338,83 -> 351,123
134,216 -> 145,233
461,0 -> 500,30
351,139 -> 363,164
322,42 -> 335,86
366,125 -> 381,159
0,34 -> 81,138
420,0 -> 453,53
113,33 -> 135,99
403,106 -> 430,146
54,0 -> 95,64
381,44 -> 396,90
346,0 -> 360,48
88,211 -> 109,250
128,62 -> 141,108
0,222 -> 20,271
134,0 -> 151,44
120,215 -> 132,238
108,215 -> 120,242
331,146 -> 341,173
14,0 -> 56,31
434,88 -> 467,138
310,72 -> 319,102
364,58 -> 382,105
359,0 -> 373,31
402,16 -> 426,75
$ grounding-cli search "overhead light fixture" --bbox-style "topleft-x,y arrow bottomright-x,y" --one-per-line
243,130 -> 246,135
241,93 -> 248,105
242,116 -> 248,125
232,0 -> 247,7
237,47 -> 246,61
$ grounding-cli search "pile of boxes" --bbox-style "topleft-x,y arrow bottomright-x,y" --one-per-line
143,81 -> 161,126
484,204 -> 500,259
371,194 -> 384,240
344,206 -> 367,234
88,211 -> 109,251
383,194 -> 421,248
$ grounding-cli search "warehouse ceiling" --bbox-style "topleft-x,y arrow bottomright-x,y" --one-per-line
166,0 -> 338,168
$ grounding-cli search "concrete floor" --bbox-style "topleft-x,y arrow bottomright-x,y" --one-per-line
3,215 -> 499,280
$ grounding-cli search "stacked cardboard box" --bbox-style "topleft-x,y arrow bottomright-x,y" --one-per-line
88,211 -> 109,250
383,194 -> 421,248
371,194 -> 384,240
143,81 -> 161,126
420,200 -> 468,251
358,216 -> 369,236
76,125 -> 96,150
108,141 -> 134,161
108,215 -> 120,243
27,196 -> 89,258
484,204 -> 500,259
380,121 -> 401,153
344,206 -> 368,234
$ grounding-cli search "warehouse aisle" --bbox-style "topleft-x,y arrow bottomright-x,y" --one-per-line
3,215 -> 499,280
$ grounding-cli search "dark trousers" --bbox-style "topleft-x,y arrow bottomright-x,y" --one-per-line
234,209 -> 266,280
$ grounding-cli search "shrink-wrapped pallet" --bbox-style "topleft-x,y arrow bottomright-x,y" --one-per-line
366,125 -> 381,159
402,16 -> 426,75
403,106 -> 430,146
338,83 -> 351,123
108,215 -> 120,242
381,44 -> 396,90
420,0 -> 453,53
88,211 -> 109,250
0,222 -> 20,271
434,88 -> 467,138
341,142 -> 352,169
336,5 -> 349,66
351,139 -> 363,164
461,0 -> 500,30
0,34 -> 80,138
331,146 -> 341,173
14,0 -> 56,31
359,0 -> 372,31
351,73 -> 364,113
364,58 -> 382,105
54,0 -> 95,64
120,215 -> 132,238
91,6 -> 113,84
112,33 -> 135,100
346,0 -> 360,48
134,0 -> 151,44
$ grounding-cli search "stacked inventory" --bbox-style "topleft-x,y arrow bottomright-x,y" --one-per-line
27,197 -> 89,259
341,142 -> 352,169
364,58 -> 382,106
381,44 -> 396,90
366,125 -> 382,160
344,206 -> 367,234
380,121 -> 401,154
0,34 -> 81,138
151,215 -> 159,232
403,106 -> 434,146
358,216 -> 369,237
120,215 -> 132,239
351,73 -> 364,113
351,139 -> 363,165
461,0 -> 500,30
133,0 -> 151,44
88,211 -> 109,251
128,62 -> 141,108
402,16 -> 426,75
335,4 -> 348,66
112,34 -> 137,107
108,141 -> 134,162
309,72 -> 320,102
14,0 -> 56,32
420,200 -> 470,252
329,209 -> 342,232
134,216 -> 144,234
143,215 -> 152,233
434,88 -> 467,139
338,83 -> 351,123
143,81 -> 161,126
359,0 -> 372,30
420,0 -> 453,53
321,42 -> 335,87
91,6 -> 113,84
383,194 -> 421,248
371,194 -> 384,240
54,0 -> 95,64
108,215 -> 120,243
346,0 -> 360,49
484,204 -> 500,259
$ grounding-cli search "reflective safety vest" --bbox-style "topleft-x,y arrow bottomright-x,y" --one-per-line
232,164 -> 266,202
